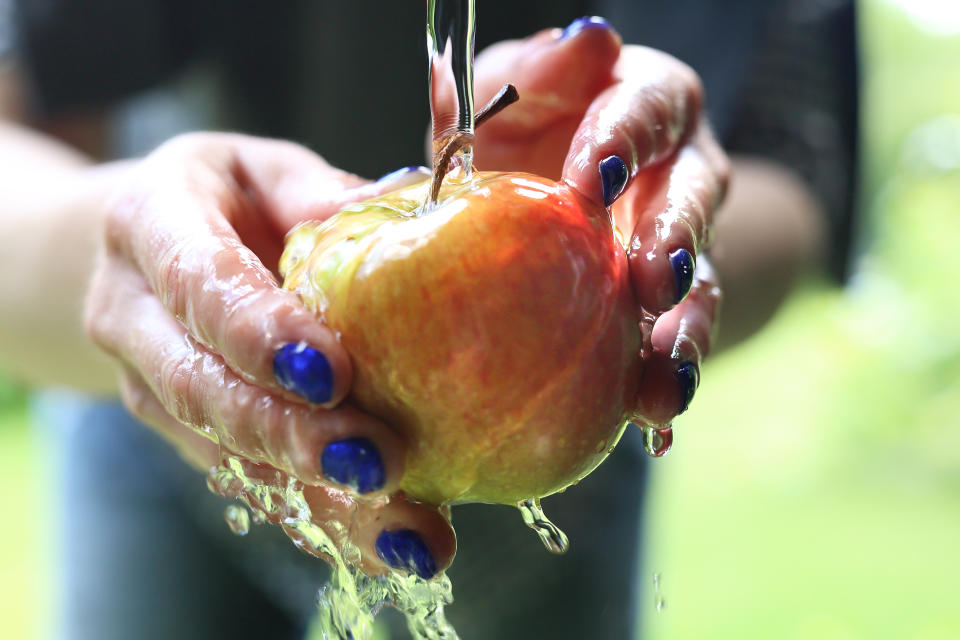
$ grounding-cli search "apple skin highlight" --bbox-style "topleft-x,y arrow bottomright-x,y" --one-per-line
280,172 -> 642,506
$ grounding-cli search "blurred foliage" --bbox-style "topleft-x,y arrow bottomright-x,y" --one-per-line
0,376 -> 25,411
0,395 -> 42,639
644,1 -> 960,638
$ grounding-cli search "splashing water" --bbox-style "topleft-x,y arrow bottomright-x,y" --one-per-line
427,0 -> 476,176
224,503 -> 251,536
207,456 -> 459,639
517,498 -> 570,554
653,572 -> 666,614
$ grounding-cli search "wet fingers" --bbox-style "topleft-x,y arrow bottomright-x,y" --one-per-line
630,256 -> 722,426
621,125 -> 729,313
105,134 -> 354,408
347,493 -> 457,579
562,46 -> 704,209
87,256 -> 406,495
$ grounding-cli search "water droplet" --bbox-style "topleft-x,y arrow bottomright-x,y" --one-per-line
517,498 -> 570,554
224,504 -> 251,536
641,425 -> 673,458
653,572 -> 666,614
251,509 -> 267,525
206,467 -> 240,498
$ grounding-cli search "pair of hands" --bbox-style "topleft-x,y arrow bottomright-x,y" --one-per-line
84,22 -> 728,578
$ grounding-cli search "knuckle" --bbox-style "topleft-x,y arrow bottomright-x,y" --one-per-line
258,400 -> 291,466
102,180 -> 148,259
714,154 -> 732,202
681,65 -> 705,112
221,288 -> 275,355
119,374 -> 154,422
154,239 -> 190,318
155,132 -> 219,158
156,348 -> 205,427
82,266 -> 121,354
219,380 -> 262,457
82,280 -> 107,347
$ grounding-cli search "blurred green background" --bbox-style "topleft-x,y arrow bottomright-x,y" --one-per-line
643,1 -> 960,638
2,0 -> 959,638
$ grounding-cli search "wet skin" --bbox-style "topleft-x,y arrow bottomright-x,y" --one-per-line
82,20 -> 726,579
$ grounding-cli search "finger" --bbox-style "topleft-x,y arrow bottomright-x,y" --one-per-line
349,492 -> 457,579
86,256 -> 407,495
562,46 -> 704,210
230,137 -> 431,230
629,256 -> 721,426
106,134 -> 366,408
619,125 -> 730,312
472,20 -> 621,177
118,368 -> 220,470
230,468 -> 457,579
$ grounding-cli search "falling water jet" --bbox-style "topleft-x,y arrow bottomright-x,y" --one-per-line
517,498 -> 570,554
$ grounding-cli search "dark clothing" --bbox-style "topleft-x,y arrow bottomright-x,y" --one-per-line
14,0 -> 858,276
37,391 -> 648,639
13,2 -> 859,638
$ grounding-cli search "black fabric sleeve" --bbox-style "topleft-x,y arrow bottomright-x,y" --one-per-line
724,0 -> 860,280
12,0 -> 217,115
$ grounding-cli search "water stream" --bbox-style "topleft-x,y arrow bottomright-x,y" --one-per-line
202,3 -> 677,636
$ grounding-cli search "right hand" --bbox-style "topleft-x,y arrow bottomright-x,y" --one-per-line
84,132 -> 454,578
471,22 -> 728,427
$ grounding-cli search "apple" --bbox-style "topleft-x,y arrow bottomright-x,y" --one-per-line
279,168 -> 642,506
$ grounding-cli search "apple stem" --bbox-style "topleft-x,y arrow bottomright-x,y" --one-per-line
475,83 -> 520,128
429,84 -> 520,204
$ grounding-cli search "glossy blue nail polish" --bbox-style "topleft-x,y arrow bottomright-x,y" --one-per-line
669,248 -> 695,304
560,16 -> 611,40
377,166 -> 429,183
273,343 -> 334,404
599,155 -> 628,207
676,360 -> 699,415
376,529 -> 438,579
321,437 -> 385,494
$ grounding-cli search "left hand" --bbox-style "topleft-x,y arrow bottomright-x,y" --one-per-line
472,18 -> 729,426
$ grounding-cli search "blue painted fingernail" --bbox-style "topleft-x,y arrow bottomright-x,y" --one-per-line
377,166 -> 429,183
560,16 -> 612,40
676,360 -> 699,415
599,154 -> 629,207
376,529 -> 438,579
321,437 -> 385,493
670,248 -> 695,304
273,343 -> 334,404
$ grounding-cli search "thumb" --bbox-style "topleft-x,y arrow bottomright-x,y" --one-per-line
473,18 -> 621,175
232,137 -> 430,231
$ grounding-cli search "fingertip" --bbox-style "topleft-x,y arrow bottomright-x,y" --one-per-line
674,360 -> 700,415
375,166 -> 431,189
559,16 -> 611,39
321,437 -> 387,494
632,351 -> 689,425
629,243 -> 698,313
358,500 -> 457,579
375,529 -> 439,579
273,342 -> 336,404
310,408 -> 407,496
600,154 -> 630,207
556,16 -> 622,54
550,17 -> 621,94
669,247 -> 696,305
269,304 -> 354,408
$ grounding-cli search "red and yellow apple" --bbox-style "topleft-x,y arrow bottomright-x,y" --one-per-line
280,171 -> 641,506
